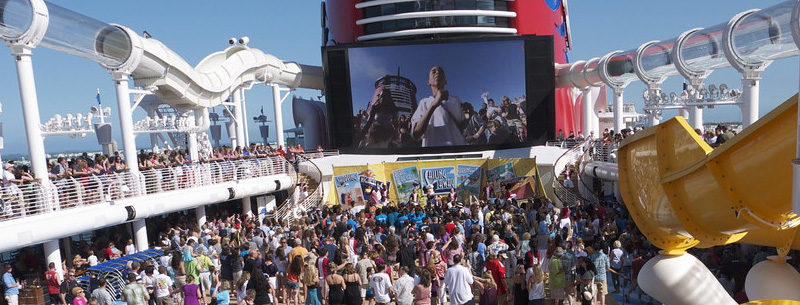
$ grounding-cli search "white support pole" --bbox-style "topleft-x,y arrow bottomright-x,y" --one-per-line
688,106 -> 704,131
13,48 -> 48,181
232,88 -> 245,148
132,219 -> 148,252
187,110 -> 199,163
679,108 -> 689,120
613,88 -> 624,133
648,113 -> 660,127
741,76 -> 760,128
272,84 -> 286,148
241,90 -> 250,146
43,240 -> 63,277
196,206 -> 207,228
112,73 -> 139,173
581,87 -> 592,136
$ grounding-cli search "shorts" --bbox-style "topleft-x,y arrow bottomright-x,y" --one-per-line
285,280 -> 299,290
550,288 -> 565,299
595,280 -> 608,296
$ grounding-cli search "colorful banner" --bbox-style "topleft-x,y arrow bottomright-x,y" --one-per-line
457,164 -> 482,202
330,157 -> 546,206
486,161 -> 517,183
420,166 -> 456,194
392,165 -> 421,203
333,172 -> 363,206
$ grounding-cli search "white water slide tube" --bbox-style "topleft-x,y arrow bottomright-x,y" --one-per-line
0,0 -> 323,109
554,0 -> 799,88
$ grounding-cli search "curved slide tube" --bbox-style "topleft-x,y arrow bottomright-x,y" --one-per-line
132,40 -> 324,108
0,0 -> 324,109
617,94 -> 799,253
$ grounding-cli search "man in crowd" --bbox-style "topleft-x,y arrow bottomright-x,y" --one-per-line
393,266 -> 414,305
121,273 -> 149,305
154,266 -> 174,305
3,264 -> 21,305
90,278 -> 114,305
44,263 -> 61,305
369,262 -> 393,305
444,254 -> 474,305
59,268 -> 79,305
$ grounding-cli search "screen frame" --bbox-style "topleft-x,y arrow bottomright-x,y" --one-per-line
323,35 -> 555,155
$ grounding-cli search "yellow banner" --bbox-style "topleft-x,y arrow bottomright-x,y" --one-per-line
330,157 -> 544,206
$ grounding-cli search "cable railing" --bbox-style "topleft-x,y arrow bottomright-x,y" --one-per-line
0,157 -> 290,222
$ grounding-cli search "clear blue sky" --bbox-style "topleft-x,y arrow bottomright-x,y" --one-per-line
0,0 -> 794,156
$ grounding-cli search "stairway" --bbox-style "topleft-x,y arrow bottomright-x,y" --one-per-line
268,157 -> 324,227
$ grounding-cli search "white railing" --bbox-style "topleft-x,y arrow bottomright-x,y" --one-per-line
0,157 -> 290,222
552,140 -> 600,207
270,157 -> 323,225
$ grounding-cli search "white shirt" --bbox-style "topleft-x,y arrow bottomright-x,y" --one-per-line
526,267 -> 544,300
411,95 -> 465,147
444,264 -> 474,305
154,274 -> 173,298
369,272 -> 393,304
88,255 -> 98,266
393,274 -> 414,305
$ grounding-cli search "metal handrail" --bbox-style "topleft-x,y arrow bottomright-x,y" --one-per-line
0,157 -> 290,222
552,140 -> 600,207
269,156 -> 324,225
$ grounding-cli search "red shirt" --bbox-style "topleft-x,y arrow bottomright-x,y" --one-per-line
44,270 -> 60,294
444,223 -> 456,235
486,259 -> 507,295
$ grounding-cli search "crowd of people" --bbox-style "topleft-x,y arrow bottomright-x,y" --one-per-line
1,143 -> 322,218
11,182 -> 671,305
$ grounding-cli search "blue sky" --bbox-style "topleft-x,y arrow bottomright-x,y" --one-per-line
348,40 -> 526,115
0,0 -> 794,156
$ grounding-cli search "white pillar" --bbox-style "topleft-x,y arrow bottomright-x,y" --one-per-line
581,87 -> 592,137
232,88 -> 246,148
272,84 -> 286,148
741,76 -> 760,128
648,113 -> 660,127
240,90 -> 250,146
679,108 -> 689,120
112,73 -> 140,173
242,195 -> 252,216
187,110 -> 199,163
612,88 -> 624,133
688,106 -> 703,131
43,240 -> 63,277
196,206 -> 207,227
132,219 -> 148,252
13,47 -> 48,181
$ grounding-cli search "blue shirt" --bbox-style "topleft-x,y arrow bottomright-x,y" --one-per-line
590,252 -> 609,281
216,290 -> 230,305
3,272 -> 19,295
375,214 -> 388,224
477,243 -> 486,260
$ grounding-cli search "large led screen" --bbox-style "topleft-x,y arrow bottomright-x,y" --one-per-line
324,36 -> 554,154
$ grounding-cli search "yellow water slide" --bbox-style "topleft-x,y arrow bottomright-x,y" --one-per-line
618,94 -> 800,254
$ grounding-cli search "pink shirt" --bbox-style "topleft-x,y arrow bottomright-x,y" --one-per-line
73,297 -> 87,305
413,284 -> 431,305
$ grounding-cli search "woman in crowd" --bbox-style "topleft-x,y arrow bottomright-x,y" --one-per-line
325,262 -> 345,305
285,256 -> 303,305
342,263 -> 362,305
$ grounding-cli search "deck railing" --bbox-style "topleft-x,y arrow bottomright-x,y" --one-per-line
0,157 -> 290,221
